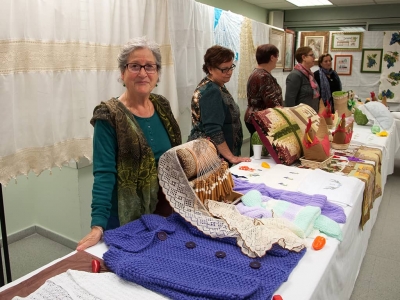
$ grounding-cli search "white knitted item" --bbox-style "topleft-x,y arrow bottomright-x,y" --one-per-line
206,200 -> 306,256
13,270 -> 168,300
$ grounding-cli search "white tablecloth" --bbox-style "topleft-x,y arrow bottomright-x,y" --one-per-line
1,121 -> 398,300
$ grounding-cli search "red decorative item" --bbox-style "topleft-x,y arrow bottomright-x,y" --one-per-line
312,236 -> 326,250
273,295 -> 283,300
91,259 -> 101,273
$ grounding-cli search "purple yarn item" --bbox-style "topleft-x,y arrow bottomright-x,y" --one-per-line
233,177 -> 346,223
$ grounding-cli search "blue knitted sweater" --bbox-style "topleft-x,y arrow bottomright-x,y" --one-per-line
103,213 -> 306,300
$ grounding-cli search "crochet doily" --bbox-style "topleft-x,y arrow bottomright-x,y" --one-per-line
158,139 -> 306,258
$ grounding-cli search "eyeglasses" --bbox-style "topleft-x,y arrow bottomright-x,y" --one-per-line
216,64 -> 236,73
125,63 -> 158,74
306,53 -> 315,57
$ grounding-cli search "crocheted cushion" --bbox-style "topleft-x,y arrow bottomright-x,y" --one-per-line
364,101 -> 394,130
252,104 -> 319,165
288,103 -> 320,134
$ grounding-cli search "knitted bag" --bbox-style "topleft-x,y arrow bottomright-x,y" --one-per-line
332,91 -> 352,117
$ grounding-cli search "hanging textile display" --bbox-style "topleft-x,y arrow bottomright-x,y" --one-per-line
214,9 -> 244,102
166,0 -> 215,141
0,0 -> 177,185
238,18 -> 257,100
379,31 -> 400,103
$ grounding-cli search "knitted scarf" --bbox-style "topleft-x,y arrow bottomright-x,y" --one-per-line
91,94 -> 181,226
319,68 -> 342,103
294,63 -> 320,99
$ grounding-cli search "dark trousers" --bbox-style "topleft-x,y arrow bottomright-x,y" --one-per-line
245,121 -> 256,157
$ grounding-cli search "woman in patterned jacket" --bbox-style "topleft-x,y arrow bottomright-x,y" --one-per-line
77,37 -> 181,251
188,45 -> 250,166
244,44 -> 283,155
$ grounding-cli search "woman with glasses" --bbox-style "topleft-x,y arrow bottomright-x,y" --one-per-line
244,44 -> 283,156
77,37 -> 181,251
188,45 -> 250,166
285,46 -> 320,112
314,53 -> 342,113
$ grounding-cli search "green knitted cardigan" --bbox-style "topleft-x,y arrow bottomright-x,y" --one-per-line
90,94 -> 181,226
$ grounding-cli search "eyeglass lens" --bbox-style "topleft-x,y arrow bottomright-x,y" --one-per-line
126,63 -> 157,73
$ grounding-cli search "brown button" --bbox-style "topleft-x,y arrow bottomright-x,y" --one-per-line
215,251 -> 226,258
185,241 -> 196,249
157,231 -> 167,241
250,261 -> 261,269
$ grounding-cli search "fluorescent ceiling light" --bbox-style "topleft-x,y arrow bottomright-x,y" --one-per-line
286,0 -> 333,7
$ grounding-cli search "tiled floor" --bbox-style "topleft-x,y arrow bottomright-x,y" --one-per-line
3,140 -> 400,299
350,159 -> 400,300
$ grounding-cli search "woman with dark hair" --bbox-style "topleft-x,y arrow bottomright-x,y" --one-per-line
244,44 -> 283,149
314,53 -> 342,113
285,46 -> 320,112
188,45 -> 250,165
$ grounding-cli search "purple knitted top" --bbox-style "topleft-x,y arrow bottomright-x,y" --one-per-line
103,213 -> 306,300
233,177 -> 346,223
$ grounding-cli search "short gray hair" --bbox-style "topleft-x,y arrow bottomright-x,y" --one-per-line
117,36 -> 162,75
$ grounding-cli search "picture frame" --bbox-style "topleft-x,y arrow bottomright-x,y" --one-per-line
283,29 -> 295,71
334,55 -> 352,76
331,32 -> 363,52
300,31 -> 329,64
361,49 -> 383,73
269,28 -> 285,69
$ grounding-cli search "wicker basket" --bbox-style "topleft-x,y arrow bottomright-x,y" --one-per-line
331,142 -> 350,150
333,91 -> 352,117
300,156 -> 333,169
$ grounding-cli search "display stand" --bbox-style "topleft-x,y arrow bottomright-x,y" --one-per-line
0,184 -> 12,286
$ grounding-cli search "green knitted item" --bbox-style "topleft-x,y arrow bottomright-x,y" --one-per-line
314,215 -> 343,241
241,190 -> 263,207
354,108 -> 369,125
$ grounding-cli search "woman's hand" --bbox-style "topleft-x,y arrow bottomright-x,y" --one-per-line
76,226 -> 103,251
229,156 -> 251,164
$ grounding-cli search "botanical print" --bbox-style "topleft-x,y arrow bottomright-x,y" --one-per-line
379,31 -> 400,102
361,49 -> 383,73
366,53 -> 378,68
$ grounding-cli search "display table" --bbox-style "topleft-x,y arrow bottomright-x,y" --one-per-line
0,121 -> 398,300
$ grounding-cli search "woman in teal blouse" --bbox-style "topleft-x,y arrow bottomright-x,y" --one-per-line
188,45 -> 250,165
77,37 -> 181,251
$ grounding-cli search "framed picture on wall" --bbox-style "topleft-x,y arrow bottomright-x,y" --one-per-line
300,31 -> 329,63
334,55 -> 352,76
331,32 -> 363,51
269,28 -> 285,69
361,49 -> 383,73
284,29 -> 295,71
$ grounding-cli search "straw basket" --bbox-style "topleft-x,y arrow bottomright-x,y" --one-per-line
300,156 -> 333,169
332,91 -> 352,117
331,142 -> 350,150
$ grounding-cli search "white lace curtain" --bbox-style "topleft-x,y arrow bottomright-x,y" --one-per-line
0,0 -> 177,185
0,0 -> 277,185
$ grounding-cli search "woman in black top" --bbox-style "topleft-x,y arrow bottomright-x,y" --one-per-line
314,53 -> 342,113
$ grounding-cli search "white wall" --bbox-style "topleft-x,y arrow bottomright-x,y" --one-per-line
3,166 -> 89,243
